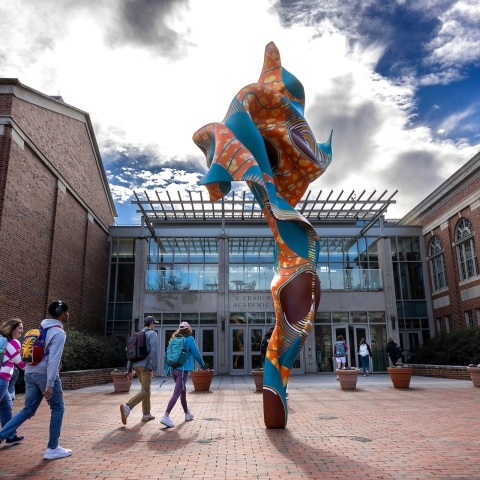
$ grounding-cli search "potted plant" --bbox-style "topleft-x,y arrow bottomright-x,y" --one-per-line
467,364 -> 480,387
190,368 -> 214,391
111,368 -> 132,393
251,367 -> 263,392
336,367 -> 359,390
388,364 -> 413,388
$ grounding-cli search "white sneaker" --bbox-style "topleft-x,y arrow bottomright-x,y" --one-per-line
120,404 -> 130,425
44,446 -> 72,460
160,415 -> 175,428
185,412 -> 194,421
141,414 -> 155,422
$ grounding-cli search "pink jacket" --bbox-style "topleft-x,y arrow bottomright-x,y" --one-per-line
0,339 -> 27,381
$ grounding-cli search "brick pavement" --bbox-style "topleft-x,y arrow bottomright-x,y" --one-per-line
0,374 -> 479,479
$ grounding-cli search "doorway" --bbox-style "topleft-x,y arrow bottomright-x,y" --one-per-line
229,325 -> 304,374
333,324 -> 371,370
159,326 -> 217,374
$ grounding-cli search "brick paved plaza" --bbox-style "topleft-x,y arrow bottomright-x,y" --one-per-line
1,374 -> 479,479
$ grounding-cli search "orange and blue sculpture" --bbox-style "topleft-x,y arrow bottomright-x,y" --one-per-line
193,42 -> 332,428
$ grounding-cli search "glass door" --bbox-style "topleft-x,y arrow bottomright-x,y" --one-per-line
351,326 -> 369,371
333,325 -> 349,367
399,331 -> 420,363
197,327 -> 216,371
230,325 -> 246,373
249,326 -> 264,371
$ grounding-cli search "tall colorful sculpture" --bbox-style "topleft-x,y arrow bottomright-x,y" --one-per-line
192,42 -> 332,428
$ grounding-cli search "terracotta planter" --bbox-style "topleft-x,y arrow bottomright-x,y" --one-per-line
388,367 -> 413,388
336,369 -> 359,390
467,367 -> 480,387
251,370 -> 263,391
110,372 -> 132,392
190,370 -> 214,391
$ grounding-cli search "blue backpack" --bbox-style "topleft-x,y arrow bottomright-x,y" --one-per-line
0,335 -> 8,366
335,341 -> 346,357
166,335 -> 187,368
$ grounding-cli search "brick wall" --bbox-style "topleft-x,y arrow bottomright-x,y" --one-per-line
0,85 -> 114,331
10,97 -> 113,227
412,364 -> 471,380
60,368 -> 121,390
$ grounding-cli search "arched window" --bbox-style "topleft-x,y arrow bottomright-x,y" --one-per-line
428,236 -> 447,291
455,218 -> 479,281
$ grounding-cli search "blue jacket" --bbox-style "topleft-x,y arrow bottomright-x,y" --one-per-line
182,335 -> 205,371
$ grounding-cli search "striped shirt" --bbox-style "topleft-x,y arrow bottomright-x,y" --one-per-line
0,339 -> 26,381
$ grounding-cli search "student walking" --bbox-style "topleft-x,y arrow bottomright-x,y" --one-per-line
0,301 -> 71,460
120,316 -> 158,424
334,335 -> 348,379
358,338 -> 373,376
160,322 -> 206,428
0,318 -> 27,446
386,337 -> 398,367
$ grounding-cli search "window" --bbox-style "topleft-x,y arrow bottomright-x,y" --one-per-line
428,236 -> 447,291
445,315 -> 452,333
455,218 -> 479,281
465,310 -> 474,328
436,317 -> 442,333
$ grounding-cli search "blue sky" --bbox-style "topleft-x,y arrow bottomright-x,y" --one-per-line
1,0 -> 479,224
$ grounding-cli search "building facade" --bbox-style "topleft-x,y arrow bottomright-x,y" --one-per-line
0,79 -> 116,330
400,151 -> 480,334
108,192 -> 430,374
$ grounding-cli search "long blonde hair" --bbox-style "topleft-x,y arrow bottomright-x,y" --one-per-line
169,327 -> 193,343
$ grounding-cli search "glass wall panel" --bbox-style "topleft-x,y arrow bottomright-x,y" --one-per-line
200,313 -> 217,325
314,325 -> 333,372
230,312 -> 247,324
358,237 -> 368,267
109,264 -> 116,302
403,301 -> 428,317
149,238 -> 159,263
111,237 -> 119,262
114,303 -> 133,320
247,312 -> 265,324
332,311 -> 349,323
370,324 -> 388,370
398,237 -> 421,261
367,238 -> 378,268
345,238 -> 359,268
266,312 -> 276,324
182,312 -> 198,325
203,238 -> 219,263
116,264 -> 135,301
329,238 -> 344,264
369,311 -> 385,323
351,311 -> 367,323
315,311 -> 331,323
158,239 -> 174,263
118,238 -> 135,262
318,238 -> 328,265
229,238 -> 244,262
258,238 -> 275,263
163,313 -> 181,325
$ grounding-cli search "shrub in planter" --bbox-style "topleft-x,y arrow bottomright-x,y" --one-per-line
60,328 -> 127,372
411,327 -> 480,366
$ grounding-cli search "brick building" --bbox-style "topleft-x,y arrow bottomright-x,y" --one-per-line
0,78 -> 116,331
400,151 -> 480,333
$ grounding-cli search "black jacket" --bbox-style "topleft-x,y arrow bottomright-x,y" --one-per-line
386,341 -> 397,357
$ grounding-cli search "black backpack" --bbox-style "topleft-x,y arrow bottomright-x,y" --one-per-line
126,328 -> 149,362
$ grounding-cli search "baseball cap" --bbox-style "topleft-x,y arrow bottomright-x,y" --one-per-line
144,316 -> 159,325
179,321 -> 190,329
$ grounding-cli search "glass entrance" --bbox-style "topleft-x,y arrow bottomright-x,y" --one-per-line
333,325 -> 370,370
159,327 -> 217,374
230,325 -> 304,374
399,331 -> 420,363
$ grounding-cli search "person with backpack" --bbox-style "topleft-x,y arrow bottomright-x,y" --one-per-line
120,316 -> 158,425
0,318 -> 27,447
386,337 -> 399,367
357,338 -> 373,376
0,301 -> 71,460
160,321 -> 206,428
334,335 -> 348,379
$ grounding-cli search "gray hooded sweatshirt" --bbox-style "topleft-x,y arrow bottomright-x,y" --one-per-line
26,319 -> 66,387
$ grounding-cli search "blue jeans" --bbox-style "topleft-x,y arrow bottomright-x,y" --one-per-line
0,373 -> 65,449
8,367 -> 19,400
360,355 -> 370,373
0,379 -> 17,441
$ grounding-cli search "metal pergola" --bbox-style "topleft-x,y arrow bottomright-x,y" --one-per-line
132,188 -> 397,236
